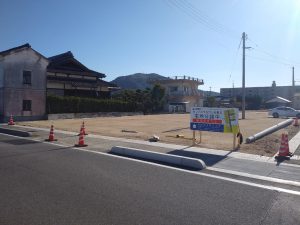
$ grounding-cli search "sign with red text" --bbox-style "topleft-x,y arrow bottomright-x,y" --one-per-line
190,107 -> 239,134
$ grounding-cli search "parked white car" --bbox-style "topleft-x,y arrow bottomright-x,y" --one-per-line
268,106 -> 300,118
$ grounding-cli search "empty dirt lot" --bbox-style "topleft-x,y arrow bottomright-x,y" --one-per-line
19,111 -> 300,156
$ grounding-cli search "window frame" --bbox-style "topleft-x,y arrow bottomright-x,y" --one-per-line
23,70 -> 32,85
169,86 -> 178,92
22,100 -> 32,111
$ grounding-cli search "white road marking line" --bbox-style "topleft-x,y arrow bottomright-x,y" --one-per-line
207,167 -> 300,187
2,132 -> 300,196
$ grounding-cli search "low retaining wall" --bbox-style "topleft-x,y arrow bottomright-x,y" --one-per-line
110,146 -> 206,170
48,112 -> 143,120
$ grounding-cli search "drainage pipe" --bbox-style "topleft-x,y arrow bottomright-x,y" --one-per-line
245,119 -> 293,144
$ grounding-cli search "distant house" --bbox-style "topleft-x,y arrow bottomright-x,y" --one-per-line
155,76 -> 204,113
0,43 -> 117,122
47,51 -> 117,98
265,96 -> 291,108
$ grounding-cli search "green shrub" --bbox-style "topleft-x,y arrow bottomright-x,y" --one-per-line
46,95 -> 137,114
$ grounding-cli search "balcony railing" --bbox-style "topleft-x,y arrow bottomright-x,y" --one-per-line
168,91 -> 203,97
171,76 -> 204,84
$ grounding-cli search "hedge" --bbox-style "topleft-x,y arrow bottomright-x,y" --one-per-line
46,95 -> 138,114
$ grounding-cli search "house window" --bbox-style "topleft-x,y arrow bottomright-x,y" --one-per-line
23,100 -> 32,111
23,71 -> 31,85
170,86 -> 178,92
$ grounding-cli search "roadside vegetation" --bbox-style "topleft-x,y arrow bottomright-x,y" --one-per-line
46,95 -> 137,114
112,84 -> 165,114
47,84 -> 165,114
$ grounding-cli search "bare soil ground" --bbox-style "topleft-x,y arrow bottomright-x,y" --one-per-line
19,111 -> 300,156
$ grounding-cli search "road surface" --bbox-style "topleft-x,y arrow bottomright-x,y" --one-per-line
0,134 -> 299,225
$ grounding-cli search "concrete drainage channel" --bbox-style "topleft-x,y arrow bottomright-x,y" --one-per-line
110,146 -> 206,171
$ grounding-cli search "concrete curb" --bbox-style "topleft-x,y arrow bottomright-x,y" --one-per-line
0,127 -> 31,137
110,146 -> 206,170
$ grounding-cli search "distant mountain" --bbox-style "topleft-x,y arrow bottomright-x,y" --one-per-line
111,73 -> 168,90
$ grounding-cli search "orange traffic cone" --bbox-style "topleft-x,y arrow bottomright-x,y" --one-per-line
45,125 -> 57,141
8,115 -> 15,125
293,118 -> 299,126
75,129 -> 88,147
81,121 -> 88,135
276,133 -> 292,158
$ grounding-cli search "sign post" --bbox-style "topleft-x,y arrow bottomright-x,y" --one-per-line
190,107 -> 239,149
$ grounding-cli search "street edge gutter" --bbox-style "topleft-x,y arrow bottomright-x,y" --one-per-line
110,146 -> 206,170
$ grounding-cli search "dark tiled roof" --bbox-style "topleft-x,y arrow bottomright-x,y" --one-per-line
0,43 -> 49,61
48,51 -> 106,78
0,43 -> 31,56
48,51 -> 74,61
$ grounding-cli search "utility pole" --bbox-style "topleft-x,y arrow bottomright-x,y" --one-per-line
242,32 -> 246,119
292,66 -> 295,101
293,66 -> 295,87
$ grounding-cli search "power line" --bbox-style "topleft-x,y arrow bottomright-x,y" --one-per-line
228,36 -> 242,81
248,38 -> 300,66
163,0 -> 299,73
246,54 -> 293,67
167,0 -> 223,34
176,0 -> 240,38
165,0 -> 239,40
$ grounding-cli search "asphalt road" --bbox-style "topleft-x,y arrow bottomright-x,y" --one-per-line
0,134 -> 300,225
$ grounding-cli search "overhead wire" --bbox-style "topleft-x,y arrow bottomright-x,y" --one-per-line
246,54 -> 292,67
178,0 -> 240,38
248,38 -> 300,67
163,0 -> 299,82
228,36 -> 242,81
165,0 -> 239,40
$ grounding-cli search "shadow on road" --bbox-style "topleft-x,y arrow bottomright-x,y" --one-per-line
1,139 -> 39,145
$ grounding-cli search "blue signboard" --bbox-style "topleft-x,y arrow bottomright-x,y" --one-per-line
190,107 -> 239,133
190,122 -> 224,132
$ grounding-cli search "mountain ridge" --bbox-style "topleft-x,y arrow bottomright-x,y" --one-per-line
111,73 -> 168,90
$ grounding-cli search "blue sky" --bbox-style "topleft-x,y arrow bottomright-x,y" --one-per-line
1,0 -> 300,92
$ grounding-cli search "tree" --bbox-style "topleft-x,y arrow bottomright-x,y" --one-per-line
206,96 -> 216,107
112,84 -> 165,113
150,84 -> 165,112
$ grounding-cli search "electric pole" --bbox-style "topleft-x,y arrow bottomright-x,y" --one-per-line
242,32 -> 246,119
293,66 -> 295,87
292,66 -> 295,100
